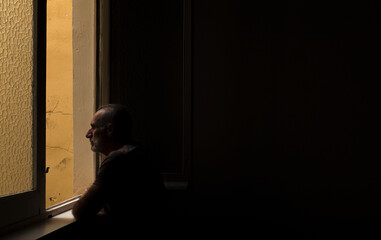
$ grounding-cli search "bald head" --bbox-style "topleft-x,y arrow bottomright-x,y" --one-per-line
96,104 -> 133,144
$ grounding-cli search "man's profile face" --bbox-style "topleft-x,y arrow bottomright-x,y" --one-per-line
86,110 -> 109,154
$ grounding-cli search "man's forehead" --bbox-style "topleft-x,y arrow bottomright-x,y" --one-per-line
92,109 -> 106,123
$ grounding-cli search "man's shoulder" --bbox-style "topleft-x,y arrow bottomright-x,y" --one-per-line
101,145 -> 143,166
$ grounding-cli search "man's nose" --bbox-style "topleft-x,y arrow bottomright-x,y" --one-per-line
86,129 -> 92,138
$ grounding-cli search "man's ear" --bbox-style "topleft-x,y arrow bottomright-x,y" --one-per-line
106,123 -> 113,137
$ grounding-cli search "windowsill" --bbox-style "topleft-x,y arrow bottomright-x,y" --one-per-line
2,210 -> 75,240
1,183 -> 186,239
1,197 -> 79,240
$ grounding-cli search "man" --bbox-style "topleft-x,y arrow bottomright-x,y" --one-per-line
72,104 -> 172,228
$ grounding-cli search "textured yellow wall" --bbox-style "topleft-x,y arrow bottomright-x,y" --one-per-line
0,0 -> 35,197
46,0 -> 73,207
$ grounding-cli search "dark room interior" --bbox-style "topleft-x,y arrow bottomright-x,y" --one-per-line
107,0 -> 381,237
2,0 -> 381,238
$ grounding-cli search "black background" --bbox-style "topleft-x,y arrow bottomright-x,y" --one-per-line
110,0 -> 381,237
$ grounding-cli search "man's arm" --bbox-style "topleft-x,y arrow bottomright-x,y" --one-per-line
72,184 -> 106,220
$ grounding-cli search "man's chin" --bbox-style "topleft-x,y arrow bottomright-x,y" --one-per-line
91,146 -> 97,152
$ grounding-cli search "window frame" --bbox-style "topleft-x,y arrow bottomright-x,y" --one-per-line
0,0 -> 46,233
0,0 -> 106,235
160,0 -> 192,185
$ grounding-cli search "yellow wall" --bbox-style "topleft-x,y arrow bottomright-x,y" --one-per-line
46,0 -> 73,208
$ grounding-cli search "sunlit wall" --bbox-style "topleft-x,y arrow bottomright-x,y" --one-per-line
46,0 -> 73,207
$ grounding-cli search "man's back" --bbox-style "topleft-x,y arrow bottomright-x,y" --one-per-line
94,146 -> 172,220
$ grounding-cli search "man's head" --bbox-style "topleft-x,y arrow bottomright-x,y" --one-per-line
86,104 -> 133,155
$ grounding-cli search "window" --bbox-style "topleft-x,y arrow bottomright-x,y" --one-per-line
0,0 -> 106,233
45,0 -> 96,209
0,0 -> 43,230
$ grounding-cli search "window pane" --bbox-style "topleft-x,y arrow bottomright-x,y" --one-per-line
0,0 -> 36,197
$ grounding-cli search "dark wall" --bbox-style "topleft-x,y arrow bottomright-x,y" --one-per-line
110,0 -> 381,227
192,0 -> 381,214
110,0 -> 184,175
